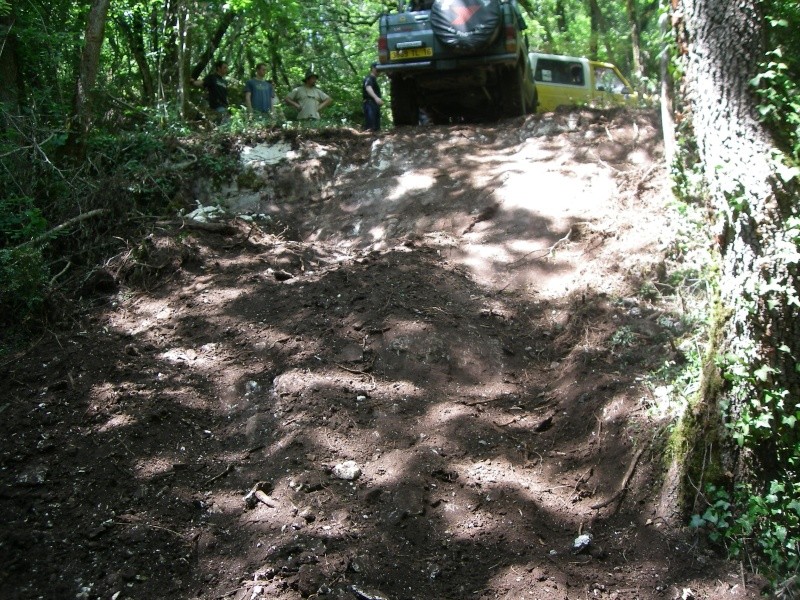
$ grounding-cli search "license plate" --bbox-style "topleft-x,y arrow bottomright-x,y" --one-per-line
390,47 -> 433,60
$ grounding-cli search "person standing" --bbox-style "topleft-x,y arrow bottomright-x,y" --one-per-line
362,62 -> 384,132
191,60 -> 229,121
284,71 -> 332,120
245,63 -> 276,118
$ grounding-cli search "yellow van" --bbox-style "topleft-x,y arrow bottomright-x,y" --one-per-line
528,52 -> 637,112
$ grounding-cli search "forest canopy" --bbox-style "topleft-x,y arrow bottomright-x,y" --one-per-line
1,0 -> 667,129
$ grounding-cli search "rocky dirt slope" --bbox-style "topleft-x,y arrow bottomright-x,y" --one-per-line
0,110 -> 766,599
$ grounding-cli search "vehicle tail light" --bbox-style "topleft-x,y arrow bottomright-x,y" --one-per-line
504,25 -> 517,53
378,36 -> 388,64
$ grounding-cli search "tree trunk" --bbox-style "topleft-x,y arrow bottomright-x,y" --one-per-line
588,0 -> 601,59
554,0 -> 567,34
659,12 -> 675,166
0,16 -> 25,121
680,0 -> 800,482
160,0 -> 180,95
177,0 -> 187,119
190,10 -> 237,80
65,0 -> 111,158
624,0 -> 644,84
0,15 -> 24,115
115,14 -> 156,105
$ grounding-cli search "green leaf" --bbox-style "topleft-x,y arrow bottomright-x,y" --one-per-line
754,364 -> 773,381
775,525 -> 788,543
776,162 -> 800,183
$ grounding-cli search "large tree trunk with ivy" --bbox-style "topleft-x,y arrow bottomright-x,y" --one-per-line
679,0 -> 799,495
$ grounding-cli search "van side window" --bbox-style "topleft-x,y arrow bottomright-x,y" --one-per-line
534,59 -> 584,86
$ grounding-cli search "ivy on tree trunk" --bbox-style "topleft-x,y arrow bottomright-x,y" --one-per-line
680,0 -> 800,482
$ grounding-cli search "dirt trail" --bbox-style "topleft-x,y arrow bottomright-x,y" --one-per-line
1,110 -> 765,600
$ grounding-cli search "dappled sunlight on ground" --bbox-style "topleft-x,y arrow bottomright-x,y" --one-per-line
0,111 -> 766,600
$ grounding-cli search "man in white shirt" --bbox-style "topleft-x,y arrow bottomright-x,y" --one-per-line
284,71 -> 332,120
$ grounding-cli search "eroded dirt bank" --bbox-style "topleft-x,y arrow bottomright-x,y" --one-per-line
0,110 -> 765,599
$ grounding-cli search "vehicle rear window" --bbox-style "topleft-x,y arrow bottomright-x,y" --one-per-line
534,59 -> 584,86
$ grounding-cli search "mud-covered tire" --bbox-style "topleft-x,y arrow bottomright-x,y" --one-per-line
499,62 -> 525,118
527,86 -> 538,113
390,77 -> 419,126
430,0 -> 502,53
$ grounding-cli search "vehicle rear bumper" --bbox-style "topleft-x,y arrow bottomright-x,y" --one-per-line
377,52 -> 518,74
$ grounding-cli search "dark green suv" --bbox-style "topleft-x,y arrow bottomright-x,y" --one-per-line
377,0 -> 537,124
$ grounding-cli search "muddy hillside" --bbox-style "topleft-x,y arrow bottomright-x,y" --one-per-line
1,110 -> 765,600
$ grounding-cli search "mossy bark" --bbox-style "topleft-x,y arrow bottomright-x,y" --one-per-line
676,0 -> 800,496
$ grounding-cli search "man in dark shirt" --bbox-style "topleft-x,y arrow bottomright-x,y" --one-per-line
191,61 -> 229,122
362,62 -> 383,132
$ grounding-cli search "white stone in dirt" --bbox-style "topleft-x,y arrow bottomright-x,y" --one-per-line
572,533 -> 593,553
241,141 -> 295,166
332,460 -> 361,481
185,204 -> 226,222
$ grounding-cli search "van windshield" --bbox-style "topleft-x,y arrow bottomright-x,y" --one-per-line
594,67 -> 627,94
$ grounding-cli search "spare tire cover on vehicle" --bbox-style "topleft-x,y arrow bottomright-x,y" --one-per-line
430,0 -> 502,53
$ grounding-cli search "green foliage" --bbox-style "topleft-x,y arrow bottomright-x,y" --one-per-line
0,197 -> 50,328
523,0 -> 661,79
694,338 -> 800,583
751,47 -> 800,162
692,482 -> 800,579
639,199 -> 714,425
609,325 -> 635,349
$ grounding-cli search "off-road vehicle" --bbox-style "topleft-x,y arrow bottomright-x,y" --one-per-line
376,0 -> 537,124
529,52 -> 637,112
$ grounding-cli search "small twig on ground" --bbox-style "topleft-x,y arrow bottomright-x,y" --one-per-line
462,398 -> 496,406
594,413 -> 603,444
154,218 -> 239,235
334,358 -> 375,374
590,150 -> 619,172
48,261 -> 72,288
590,445 -> 646,511
740,561 -> 747,593
573,467 -> 594,494
113,521 -> 184,537
636,164 -> 658,195
495,414 -> 529,427
507,228 -> 572,267
204,464 -> 234,485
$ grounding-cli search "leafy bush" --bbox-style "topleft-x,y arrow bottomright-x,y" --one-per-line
692,481 -> 800,579
686,345 -> 800,583
751,46 -> 800,162
0,197 -> 49,330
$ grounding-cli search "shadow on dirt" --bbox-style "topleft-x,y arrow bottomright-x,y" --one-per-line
0,111 -> 762,600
